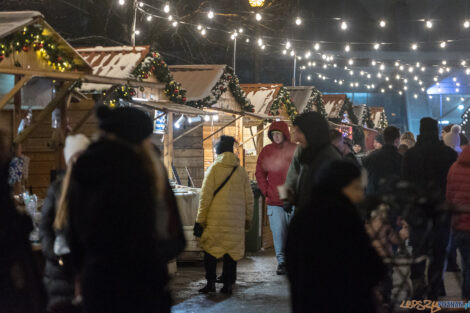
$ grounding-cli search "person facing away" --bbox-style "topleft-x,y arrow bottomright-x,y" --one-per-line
284,112 -> 341,209
195,135 -> 254,295
443,124 -> 463,154
400,131 -> 416,149
40,134 -> 90,312
362,126 -> 402,196
286,161 -> 386,313
255,121 -> 296,276
63,105 -> 177,313
0,129 -> 47,313
402,117 -> 458,299
446,145 -> 470,298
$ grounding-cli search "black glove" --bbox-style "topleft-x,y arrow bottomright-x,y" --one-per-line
283,201 -> 293,214
193,222 -> 204,238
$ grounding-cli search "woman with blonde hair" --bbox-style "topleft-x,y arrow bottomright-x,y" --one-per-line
400,131 -> 416,149
40,134 -> 90,312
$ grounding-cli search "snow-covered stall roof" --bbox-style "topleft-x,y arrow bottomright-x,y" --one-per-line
286,86 -> 315,112
168,65 -> 226,101
353,105 -> 367,126
0,11 -> 91,71
240,84 -> 282,114
323,94 -> 347,119
77,46 -> 150,91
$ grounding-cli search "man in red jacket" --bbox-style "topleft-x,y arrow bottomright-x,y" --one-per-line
447,145 -> 470,298
256,121 -> 297,275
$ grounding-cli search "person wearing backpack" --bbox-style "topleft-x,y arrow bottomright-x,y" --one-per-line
194,136 -> 254,295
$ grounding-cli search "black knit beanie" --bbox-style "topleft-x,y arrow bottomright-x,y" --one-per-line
419,117 -> 438,135
215,136 -> 235,155
96,105 -> 153,144
315,160 -> 361,191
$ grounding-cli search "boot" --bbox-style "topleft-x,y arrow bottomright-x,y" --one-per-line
216,275 -> 224,283
220,283 -> 233,295
198,281 -> 216,293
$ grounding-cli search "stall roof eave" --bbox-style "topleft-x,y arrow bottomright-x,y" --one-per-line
204,106 -> 269,121
134,100 -> 213,116
0,11 -> 43,38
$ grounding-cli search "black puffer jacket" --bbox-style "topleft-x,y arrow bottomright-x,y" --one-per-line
39,178 -> 75,310
402,133 -> 457,202
363,144 -> 402,195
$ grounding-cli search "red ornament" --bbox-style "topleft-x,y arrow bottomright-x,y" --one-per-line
182,97 -> 187,102
174,89 -> 179,94
22,46 -> 29,52
250,108 -> 255,112
39,43 -> 44,48
57,56 -> 62,61
152,52 -> 157,57
227,76 -> 232,80
220,87 -> 224,91
160,61 -> 165,65
144,74 -> 149,79
151,66 -> 155,71
130,91 -> 136,96
0,55 -> 4,61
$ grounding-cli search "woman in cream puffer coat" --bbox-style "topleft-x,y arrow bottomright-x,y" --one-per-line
196,136 -> 254,295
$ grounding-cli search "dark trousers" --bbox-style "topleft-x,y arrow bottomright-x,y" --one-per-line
410,214 -> 451,299
453,230 -> 470,298
204,252 -> 237,284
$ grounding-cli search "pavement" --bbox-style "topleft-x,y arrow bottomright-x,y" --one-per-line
169,248 -> 465,313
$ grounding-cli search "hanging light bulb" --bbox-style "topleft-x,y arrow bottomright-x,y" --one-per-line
282,50 -> 287,55
163,2 -> 170,13
147,15 -> 152,21
421,66 -> 426,72
314,43 -> 320,51
345,44 -> 350,52
295,17 -> 302,25
380,64 -> 385,71
440,41 -> 447,48
285,41 -> 291,49
396,74 -> 400,80
429,96 -> 433,99
239,28 -> 244,33
379,20 -> 386,28
172,21 -> 178,27
245,38 -> 249,43
374,43 -> 380,50
399,65 -> 404,71
290,50 -> 295,57
348,59 -> 354,65
465,20 -> 470,29
138,2 -> 144,7
371,60 -> 376,66
414,94 -> 418,99
411,43 -> 418,50
408,66 -> 414,73
425,20 -> 433,29
208,10 -> 214,19
381,89 -> 385,93
118,0 -> 125,5
134,30 -> 140,35
399,91 -> 403,95
168,15 -> 173,21
255,13 -> 262,21
258,38 -> 263,46
341,21 -> 348,30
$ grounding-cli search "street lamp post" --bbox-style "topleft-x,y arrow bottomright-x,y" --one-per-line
233,35 -> 237,74
292,55 -> 296,87
131,0 -> 137,46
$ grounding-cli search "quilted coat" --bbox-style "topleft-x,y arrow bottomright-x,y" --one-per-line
447,145 -> 470,231
196,152 -> 254,261
255,121 -> 297,206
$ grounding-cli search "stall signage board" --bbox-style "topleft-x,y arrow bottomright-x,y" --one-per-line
154,110 -> 166,134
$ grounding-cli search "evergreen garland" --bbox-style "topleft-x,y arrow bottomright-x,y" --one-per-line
185,66 -> 254,112
102,85 -> 136,108
131,51 -> 187,104
269,87 -> 298,121
365,106 -> 375,129
377,112 -> 389,129
332,96 -> 358,125
304,87 -> 327,117
0,24 -> 76,70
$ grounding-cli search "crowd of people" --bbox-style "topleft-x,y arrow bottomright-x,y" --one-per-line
1,104 -> 469,313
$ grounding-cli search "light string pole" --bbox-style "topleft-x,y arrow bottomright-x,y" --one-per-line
131,0 -> 138,46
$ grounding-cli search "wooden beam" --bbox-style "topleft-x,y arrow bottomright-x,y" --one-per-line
0,68 -> 165,89
163,113 -> 174,179
72,109 -> 94,134
236,117 -> 244,165
0,75 -> 32,110
172,123 -> 203,143
256,123 -> 265,155
249,127 -> 257,151
14,81 -> 74,144
202,115 -> 243,142
240,123 -> 270,147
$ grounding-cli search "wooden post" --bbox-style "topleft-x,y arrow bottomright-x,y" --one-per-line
236,116 -> 244,166
164,112 -> 174,179
0,75 -> 31,110
256,123 -> 265,155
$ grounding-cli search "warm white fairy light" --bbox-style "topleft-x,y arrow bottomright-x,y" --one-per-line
399,65 -> 404,71
245,38 -> 249,43
255,13 -> 262,21
290,50 -> 295,56
374,43 -> 380,50
348,59 -> 354,65
258,38 -> 263,46
457,82 -> 461,86
371,84 -> 375,88
371,60 -> 376,66
465,20 -> 470,29
349,70 -> 354,76
461,97 -> 465,101
377,73 -> 382,78
208,10 -> 214,19
261,45 -> 266,50
396,74 -> 400,80
312,43 -> 320,51
239,28 -> 244,33
172,21 -> 178,27
147,15 -> 152,21
425,20 -> 433,29
333,63 -> 337,68
440,41 -> 447,48
389,84 -> 393,89
305,51 -> 311,58
399,91 -> 403,95
135,29 -> 140,35
163,2 -> 170,13
197,25 -> 202,30
447,97 -> 451,101
380,64 -> 385,71
341,21 -> 348,30
295,17 -> 302,25
456,88 -> 460,92
408,66 -> 414,73
442,60 -> 447,65
447,67 -> 451,72
414,94 -> 418,99
466,68 -> 470,75
395,61 -> 400,67
360,71 -> 364,76
404,86 -> 408,90
462,60 -> 467,66
404,78 -> 408,83
385,77 -> 390,81
118,0 -> 125,5
282,50 -> 287,55
201,29 -> 207,36
411,43 -> 418,50
168,15 -> 173,21
419,81 -> 423,85
453,77 -> 457,82
434,77 -> 438,81
414,76 -> 418,81
307,75 -> 311,80
429,96 -> 433,99
138,2 -> 144,7
379,20 -> 386,28
367,74 -> 371,79
285,41 -> 291,49
297,56 -> 302,60
421,67 -> 426,72
381,88 -> 385,93
438,68 -> 444,74
345,44 -> 350,52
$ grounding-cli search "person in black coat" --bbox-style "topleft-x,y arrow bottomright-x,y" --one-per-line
0,130 -> 47,313
402,117 -> 458,299
39,134 -> 90,312
285,112 -> 342,210
63,106 -> 184,313
286,161 -> 386,313
363,126 -> 402,195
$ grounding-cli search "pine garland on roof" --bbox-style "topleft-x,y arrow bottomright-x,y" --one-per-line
377,112 -> 389,130
0,24 -> 76,70
132,51 -> 187,104
304,88 -> 327,117
102,85 -> 136,108
185,66 -> 255,112
269,87 -> 298,121
332,96 -> 358,125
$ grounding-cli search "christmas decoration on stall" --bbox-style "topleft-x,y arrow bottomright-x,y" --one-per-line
461,108 -> 470,135
186,66 -> 255,112
352,125 -> 365,151
331,96 -> 358,125
132,51 -> 187,104
356,105 -> 375,129
102,85 -> 136,108
303,87 -> 326,117
0,24 -> 76,70
377,112 -> 388,129
269,87 -> 298,121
